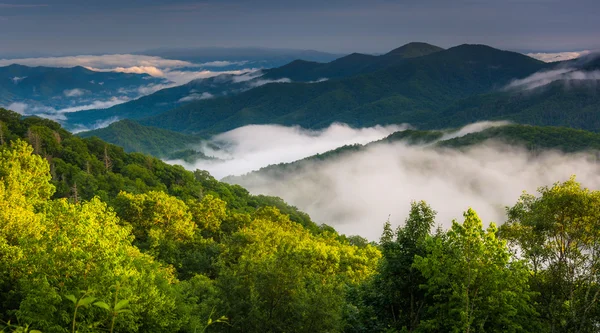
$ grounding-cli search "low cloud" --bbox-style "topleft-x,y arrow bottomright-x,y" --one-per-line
201,60 -> 248,67
0,54 -> 193,70
506,68 -> 600,90
63,88 -> 87,97
112,66 -> 166,77
440,121 -> 511,140
247,78 -> 292,88
166,123 -> 407,178
4,97 -> 130,120
230,70 -> 264,83
11,76 -> 26,84
207,122 -> 600,241
164,68 -> 258,85
58,97 -> 131,113
178,92 -> 214,102
7,102 -> 28,114
71,116 -> 121,134
527,50 -> 592,62
0,54 -> 260,86
307,78 -> 329,83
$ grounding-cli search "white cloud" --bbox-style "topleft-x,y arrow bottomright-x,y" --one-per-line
178,92 -> 214,102
11,76 -> 26,84
247,77 -> 292,88
7,102 -> 28,114
213,122 -> 600,241
506,68 -> 600,90
230,70 -> 264,83
0,54 -> 261,86
4,97 -> 130,120
0,54 -> 193,70
63,88 -> 87,97
71,116 -> 121,133
58,97 -> 131,113
112,66 -> 166,77
308,78 -> 329,83
440,121 -> 511,140
166,123 -> 408,179
527,50 -> 592,62
201,60 -> 248,67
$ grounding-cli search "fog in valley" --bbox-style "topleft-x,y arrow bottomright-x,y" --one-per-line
167,122 -> 600,241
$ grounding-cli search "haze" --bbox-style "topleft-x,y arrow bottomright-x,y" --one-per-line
1,0 -> 599,56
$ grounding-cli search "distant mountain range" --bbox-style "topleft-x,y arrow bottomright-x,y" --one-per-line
4,42 -> 598,162
0,64 -> 167,115
65,42 -> 445,130
136,43 -> 550,134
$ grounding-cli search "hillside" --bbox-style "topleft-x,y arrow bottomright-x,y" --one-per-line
64,72 -> 255,130
78,119 -> 205,157
140,44 -> 549,134
0,107 -> 321,230
432,80 -> 600,131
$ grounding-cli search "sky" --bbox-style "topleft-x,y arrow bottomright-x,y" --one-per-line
1,0 -> 599,56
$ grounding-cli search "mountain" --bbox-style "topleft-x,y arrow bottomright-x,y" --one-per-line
78,119 -> 204,157
66,43 -> 443,130
64,72 -> 257,130
0,64 -> 167,112
139,44 -> 549,134
261,42 -> 444,82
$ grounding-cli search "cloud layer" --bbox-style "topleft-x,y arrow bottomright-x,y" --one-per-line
167,123 -> 407,178
210,123 -> 600,240
506,68 -> 600,90
0,54 -> 260,85
527,50 -> 592,62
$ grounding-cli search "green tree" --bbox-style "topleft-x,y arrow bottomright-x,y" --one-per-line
502,177 -> 600,332
216,207 -> 381,332
414,209 -> 538,332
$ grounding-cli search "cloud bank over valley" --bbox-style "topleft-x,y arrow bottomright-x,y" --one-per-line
165,122 -> 600,241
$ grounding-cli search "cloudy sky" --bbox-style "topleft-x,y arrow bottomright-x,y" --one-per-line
1,0 -> 598,56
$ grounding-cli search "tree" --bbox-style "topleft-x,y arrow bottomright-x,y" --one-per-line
352,201 -> 436,332
414,208 -> 538,332
216,207 -> 381,332
502,177 -> 600,332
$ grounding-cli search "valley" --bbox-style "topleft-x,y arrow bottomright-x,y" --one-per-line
2,3 -> 600,330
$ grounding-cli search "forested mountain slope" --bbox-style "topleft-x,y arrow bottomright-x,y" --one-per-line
2,106 -> 599,331
140,44 -> 549,134
78,119 -> 205,158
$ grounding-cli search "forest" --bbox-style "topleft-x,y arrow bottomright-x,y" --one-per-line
2,107 -> 600,332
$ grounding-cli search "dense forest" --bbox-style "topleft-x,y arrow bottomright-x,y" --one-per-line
2,108 -> 600,332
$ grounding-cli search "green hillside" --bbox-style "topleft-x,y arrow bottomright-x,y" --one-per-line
79,119 -> 205,157
440,124 -> 600,152
433,80 -> 600,131
64,72 -> 251,130
3,107 -> 600,332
